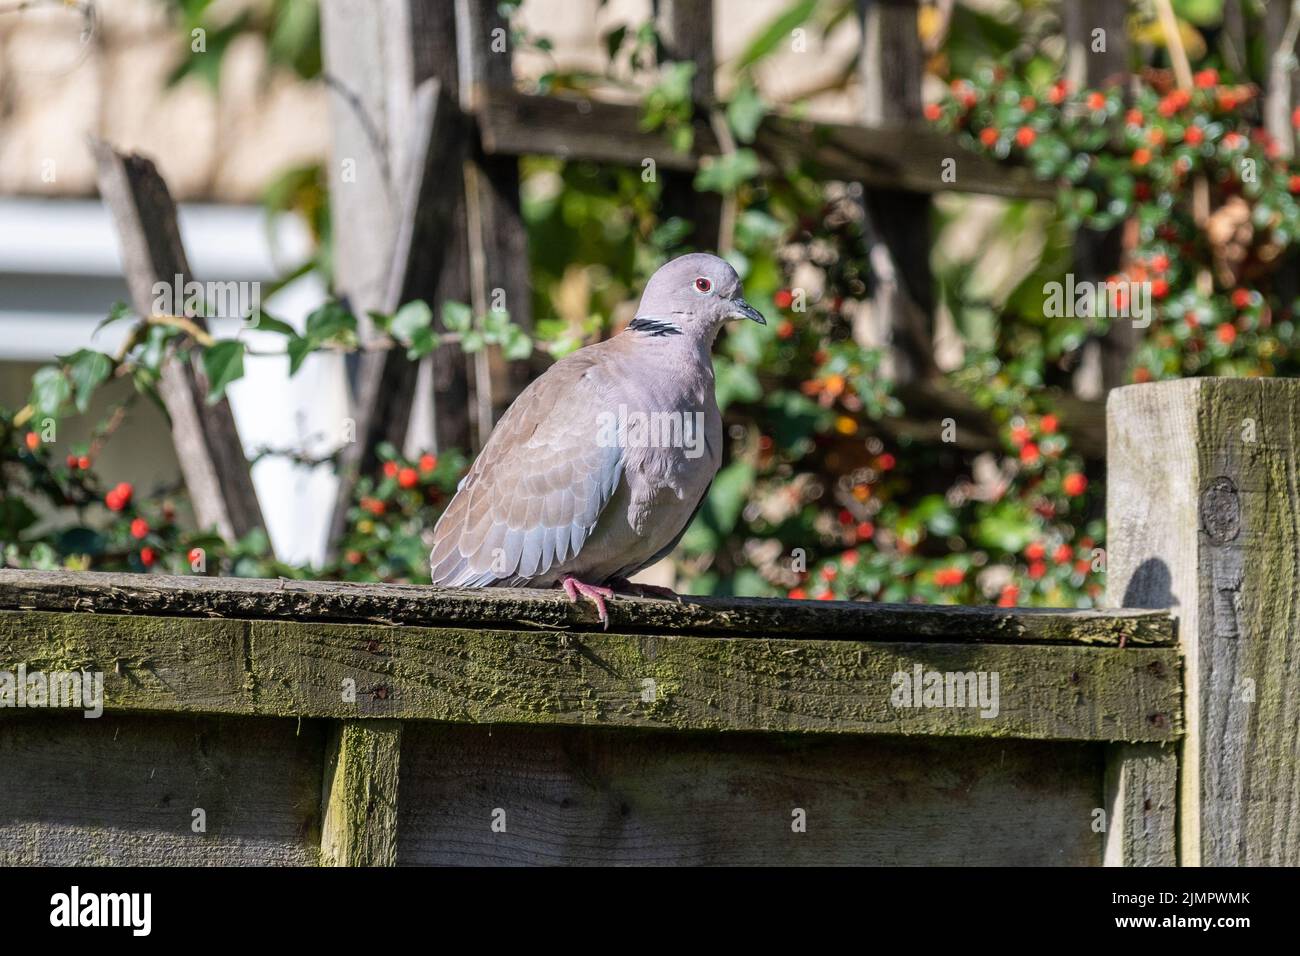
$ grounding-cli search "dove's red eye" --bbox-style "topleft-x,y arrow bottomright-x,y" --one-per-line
694,277 -> 713,294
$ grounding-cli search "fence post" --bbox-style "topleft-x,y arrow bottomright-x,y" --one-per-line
1107,378 -> 1300,865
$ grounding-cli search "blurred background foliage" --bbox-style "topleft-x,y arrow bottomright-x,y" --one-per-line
3,0 -> 1290,610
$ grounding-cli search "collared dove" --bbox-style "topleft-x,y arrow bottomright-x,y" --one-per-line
429,253 -> 766,625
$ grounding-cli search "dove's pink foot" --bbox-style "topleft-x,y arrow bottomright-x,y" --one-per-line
561,576 -> 616,629
609,577 -> 681,602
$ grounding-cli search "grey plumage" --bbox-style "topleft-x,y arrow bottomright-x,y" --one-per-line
429,253 -> 764,605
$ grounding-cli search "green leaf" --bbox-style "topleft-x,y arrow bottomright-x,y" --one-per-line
246,312 -> 297,336
305,300 -> 356,341
442,300 -> 473,333
703,461 -> 755,536
502,326 -> 533,360
726,81 -> 767,143
287,335 -> 312,376
202,340 -> 245,403
391,300 -> 434,343
95,301 -> 134,334
30,365 -> 71,418
694,149 -> 761,193
405,326 -> 441,360
64,350 -> 114,413
736,0 -> 818,69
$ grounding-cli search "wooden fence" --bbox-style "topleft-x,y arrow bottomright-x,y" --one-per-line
2,377 -> 1297,865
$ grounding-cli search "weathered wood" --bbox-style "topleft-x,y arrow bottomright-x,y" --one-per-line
456,0 -> 535,437
0,570 -> 1176,646
1103,743 -> 1178,866
477,89 -> 1057,200
1064,0 -> 1133,395
92,142 -> 265,543
0,608 -> 1180,740
657,0 -> 723,251
320,720 -> 402,866
856,0 -> 934,384
325,77 -> 469,552
0,713 -> 322,865
397,725 -> 1104,865
1107,378 -> 1300,865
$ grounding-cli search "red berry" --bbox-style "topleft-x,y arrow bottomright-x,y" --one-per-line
1028,561 -> 1047,580
66,454 -> 78,468
1293,106 -> 1300,129
1062,472 -> 1088,497
1194,69 -> 1218,89
935,567 -> 964,587
777,320 -> 795,340
1216,323 -> 1238,345
1290,175 -> 1300,194
815,590 -> 835,601
856,521 -> 875,541
398,467 -> 419,489
1231,288 -> 1252,309
1019,442 -> 1040,465
820,565 -> 837,581
923,102 -> 942,122
1086,92 -> 1106,111
1184,126 -> 1204,146
24,432 -> 39,451
997,585 -> 1019,607
1015,126 -> 1036,148
130,518 -> 149,540
788,588 -> 806,600
774,289 -> 794,309
1124,109 -> 1143,127
1151,278 -> 1169,299
1132,147 -> 1152,167
1039,414 -> 1058,435
876,453 -> 896,471
1053,544 -> 1073,565
139,547 -> 156,567
383,461 -> 399,478
1025,542 -> 1046,562
979,127 -> 999,147
345,550 -> 363,565
1152,254 -> 1170,272
419,453 -> 437,473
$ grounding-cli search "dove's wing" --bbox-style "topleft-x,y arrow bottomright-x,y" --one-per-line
428,346 -> 624,587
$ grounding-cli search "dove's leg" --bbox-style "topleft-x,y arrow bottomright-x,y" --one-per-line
608,576 -> 681,602
561,576 -> 616,628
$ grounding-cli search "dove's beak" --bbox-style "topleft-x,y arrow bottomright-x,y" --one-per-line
729,297 -> 766,325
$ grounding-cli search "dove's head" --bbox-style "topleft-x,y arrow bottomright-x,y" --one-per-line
628,253 -> 766,340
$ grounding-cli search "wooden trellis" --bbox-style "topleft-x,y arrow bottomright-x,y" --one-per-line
92,0 -> 1300,547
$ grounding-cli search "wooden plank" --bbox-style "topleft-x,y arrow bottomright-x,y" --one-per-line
857,0 -> 934,383
0,713 -> 322,865
0,609 -> 1181,740
657,0 -> 723,250
91,142 -> 266,543
0,569 -> 1177,646
1064,0 -> 1133,395
1103,743 -> 1178,866
456,0 -> 535,438
1107,378 -> 1300,864
477,89 -> 1057,200
325,77 -> 469,552
320,720 -> 402,866
396,725 -> 1104,865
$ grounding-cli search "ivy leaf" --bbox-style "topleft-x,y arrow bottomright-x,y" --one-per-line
442,300 -> 473,333
736,0 -> 818,69
95,301 -> 135,334
391,300 -> 433,343
405,326 -> 441,361
694,148 -> 761,193
202,340 -> 245,403
30,365 -> 71,418
246,312 -> 297,336
726,82 -> 767,144
305,300 -> 356,342
501,326 -> 533,360
287,335 -> 312,376
64,349 -> 114,413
